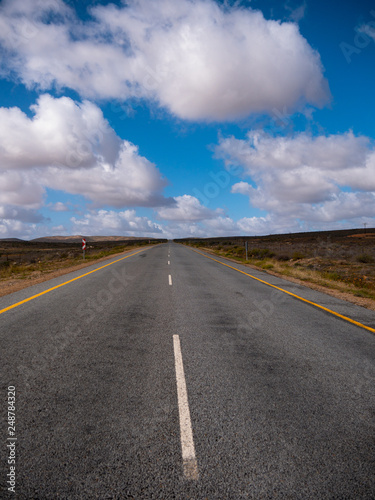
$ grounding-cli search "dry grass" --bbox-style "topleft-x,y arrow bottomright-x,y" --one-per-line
179,230 -> 375,308
0,244 -> 130,280
0,240 -> 161,294
264,259 -> 375,300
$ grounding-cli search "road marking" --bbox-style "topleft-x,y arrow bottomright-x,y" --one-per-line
0,248 -> 148,315
191,249 -> 375,334
168,261 -> 170,265
169,274 -> 173,285
173,335 -> 199,480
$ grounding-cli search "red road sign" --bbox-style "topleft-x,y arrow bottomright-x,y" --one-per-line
82,238 -> 86,250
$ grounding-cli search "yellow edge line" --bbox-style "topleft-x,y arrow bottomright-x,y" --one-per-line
0,247 -> 148,315
191,248 -> 375,334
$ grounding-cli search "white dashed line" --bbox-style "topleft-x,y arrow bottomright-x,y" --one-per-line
173,335 -> 199,480
169,274 -> 172,286
168,261 -> 170,265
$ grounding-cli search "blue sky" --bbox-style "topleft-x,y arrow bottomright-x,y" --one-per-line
0,0 -> 374,239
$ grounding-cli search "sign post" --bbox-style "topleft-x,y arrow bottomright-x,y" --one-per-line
245,240 -> 248,261
82,238 -> 86,260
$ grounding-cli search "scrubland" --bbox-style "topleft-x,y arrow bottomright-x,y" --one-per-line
0,238 -> 165,296
177,229 -> 375,308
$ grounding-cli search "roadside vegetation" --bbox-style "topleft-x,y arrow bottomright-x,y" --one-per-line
176,229 -> 375,303
0,239 -> 164,283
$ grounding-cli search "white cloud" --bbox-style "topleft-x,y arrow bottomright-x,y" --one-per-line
216,130 -> 375,226
156,195 -> 222,221
0,93 -> 120,170
0,171 -> 44,208
0,219 -> 35,238
305,192 -> 375,223
0,95 -> 169,214
0,205 -> 45,223
84,195 -> 231,239
0,218 -> 73,240
0,0 -> 330,121
160,213 -> 300,238
71,209 -> 163,236
49,202 -> 69,212
285,2 -> 307,23
43,140 -> 169,208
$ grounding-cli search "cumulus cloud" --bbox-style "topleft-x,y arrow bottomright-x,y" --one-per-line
0,219 -> 37,238
0,0 -> 329,121
285,1 -> 307,23
71,210 -> 163,236
0,205 -> 45,223
49,202 -> 69,212
43,140 -> 169,208
160,213 -> 301,239
0,95 -> 169,211
156,195 -> 222,221
0,218 -> 74,240
0,94 -> 120,170
0,171 -> 44,208
217,130 -> 375,226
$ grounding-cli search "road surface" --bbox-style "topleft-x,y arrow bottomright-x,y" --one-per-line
1,242 -> 375,498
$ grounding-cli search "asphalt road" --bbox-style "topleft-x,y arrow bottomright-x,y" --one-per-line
1,242 -> 375,499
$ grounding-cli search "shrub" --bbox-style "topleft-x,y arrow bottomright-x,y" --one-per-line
354,290 -> 374,299
248,248 -> 275,259
262,263 -> 274,270
356,254 -> 374,264
324,271 -> 342,281
276,254 -> 290,261
292,251 -> 305,260
260,248 -> 275,258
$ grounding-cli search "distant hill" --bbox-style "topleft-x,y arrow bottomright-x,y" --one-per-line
174,227 -> 375,244
31,235 -> 152,243
0,238 -> 25,242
